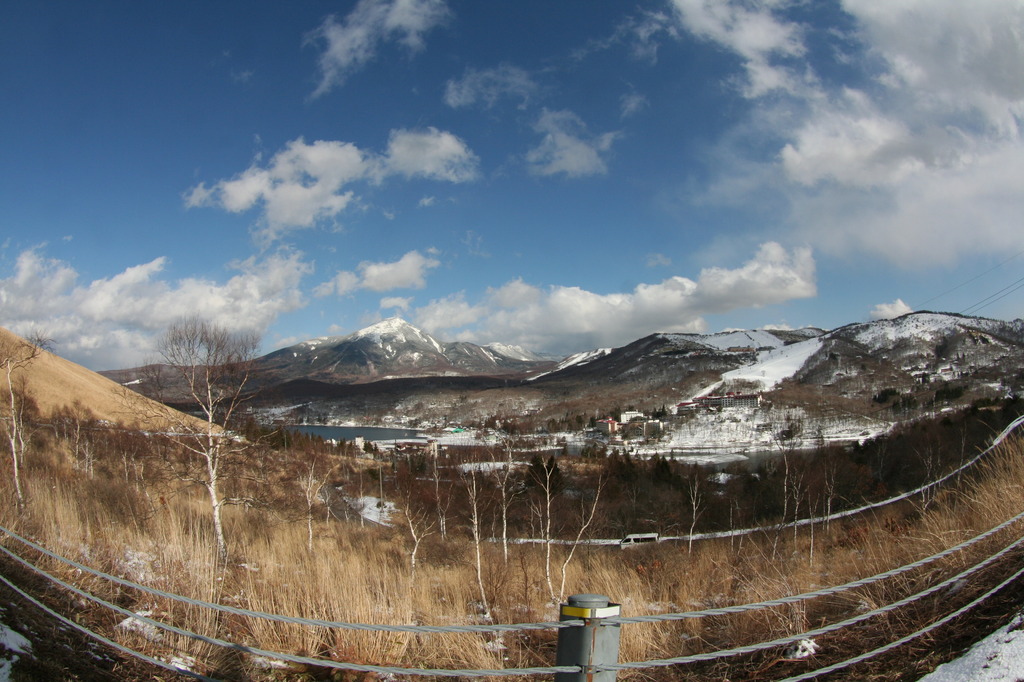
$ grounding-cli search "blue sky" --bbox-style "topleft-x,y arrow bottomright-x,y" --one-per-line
2,0 -> 1023,370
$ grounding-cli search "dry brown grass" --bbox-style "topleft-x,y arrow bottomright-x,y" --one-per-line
3,416 -> 1024,678
0,326 -> 205,432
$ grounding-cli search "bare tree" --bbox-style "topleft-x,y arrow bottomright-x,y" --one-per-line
394,464 -> 437,584
491,436 -> 523,564
683,465 -> 705,555
460,465 -> 490,618
526,455 -> 563,603
556,476 -> 603,603
147,318 -> 261,562
52,401 -> 97,476
0,330 -> 47,510
295,450 -> 335,552
429,452 -> 454,539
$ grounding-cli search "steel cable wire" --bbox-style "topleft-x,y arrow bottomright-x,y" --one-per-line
0,570 -> 216,681
595,532 -> 1024,672
0,542 -> 581,678
3,500 -> 1023,676
780,564 -> 1024,681
1,414 -> 1022,638
0,414 -> 1019,677
5,523 -> 1022,677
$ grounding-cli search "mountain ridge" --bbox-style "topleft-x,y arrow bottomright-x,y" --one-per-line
95,311 -> 1024,426
254,317 -> 555,385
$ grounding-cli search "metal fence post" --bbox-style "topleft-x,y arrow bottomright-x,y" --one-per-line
555,593 -> 621,681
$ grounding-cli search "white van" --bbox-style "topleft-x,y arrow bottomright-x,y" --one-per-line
620,533 -> 659,548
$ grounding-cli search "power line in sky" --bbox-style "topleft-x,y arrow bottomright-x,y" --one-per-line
960,273 -> 1024,317
913,248 -> 1024,311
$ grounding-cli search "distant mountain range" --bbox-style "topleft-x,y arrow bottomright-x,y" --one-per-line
254,317 -> 555,385
528,311 -> 1024,395
100,311 -> 1024,422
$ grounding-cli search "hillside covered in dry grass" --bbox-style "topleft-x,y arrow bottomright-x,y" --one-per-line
3,325 -> 1024,680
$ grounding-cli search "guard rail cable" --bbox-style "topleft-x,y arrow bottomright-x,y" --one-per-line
0,414 -> 1021,678
3,503 -> 1024,677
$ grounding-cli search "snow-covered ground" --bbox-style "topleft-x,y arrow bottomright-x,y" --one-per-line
0,620 -> 31,682
720,337 -> 822,390
343,495 -> 395,526
918,612 -> 1024,681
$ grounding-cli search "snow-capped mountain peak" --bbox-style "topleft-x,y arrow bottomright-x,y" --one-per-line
484,342 -> 547,362
349,317 -> 443,353
257,317 -> 553,383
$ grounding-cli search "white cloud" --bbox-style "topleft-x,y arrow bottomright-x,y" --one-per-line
413,292 -> 485,332
185,138 -> 366,242
790,143 -> 1024,265
0,248 -> 311,370
315,249 -> 441,297
306,0 -> 450,97
620,91 -> 649,118
668,0 -> 1024,268
381,128 -> 479,182
186,131 -> 478,242
781,1 -> 1024,265
647,253 -> 672,267
380,296 -> 412,311
780,89 -> 930,188
526,109 -> 619,177
870,299 -> 912,320
444,64 -> 538,109
845,0 -> 1024,135
361,250 -> 440,290
414,243 -> 815,354
668,0 -> 809,97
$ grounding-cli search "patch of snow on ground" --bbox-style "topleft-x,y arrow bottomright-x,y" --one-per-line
458,461 -> 526,473
721,337 -> 822,390
117,610 -> 162,643
0,624 -> 30,656
166,654 -> 198,674
0,620 -> 31,682
919,612 -> 1024,681
118,548 -> 158,584
641,404 -> 888,459
528,348 -> 611,380
697,329 -> 789,351
347,496 -> 396,526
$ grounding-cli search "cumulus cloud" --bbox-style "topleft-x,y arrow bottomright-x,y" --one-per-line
315,249 -> 441,297
526,109 -> 619,177
870,298 -> 913,320
380,296 -> 412,312
665,0 -> 1024,268
186,130 -> 478,243
783,1 -> 1024,264
185,139 -> 366,241
668,0 -> 809,97
414,242 -> 815,354
444,64 -> 538,109
0,248 -> 311,370
306,0 -> 450,97
413,292 -> 484,331
381,127 -> 479,182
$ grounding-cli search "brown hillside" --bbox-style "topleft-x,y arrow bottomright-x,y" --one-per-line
0,327 -> 189,430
